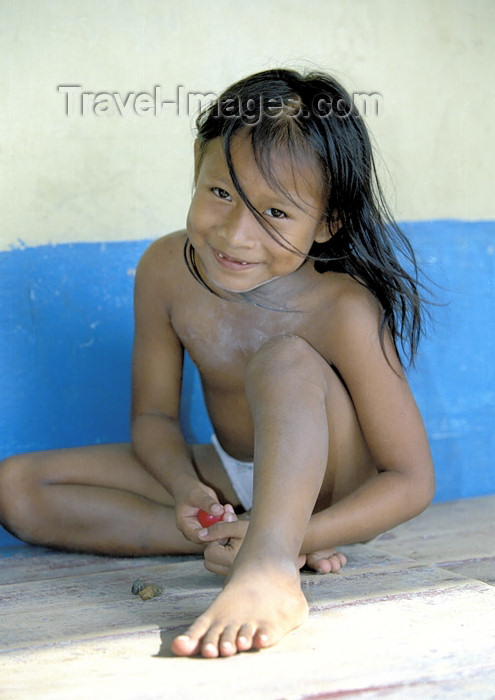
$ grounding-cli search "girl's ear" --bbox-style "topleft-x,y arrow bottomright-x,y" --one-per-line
194,139 -> 200,161
193,139 -> 203,184
314,210 -> 341,243
329,210 -> 342,237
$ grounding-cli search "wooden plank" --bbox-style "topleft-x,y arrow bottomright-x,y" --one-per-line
438,556 -> 495,586
1,581 -> 495,700
1,497 -> 494,699
372,495 -> 495,567
0,559 -> 222,651
0,545 -> 200,584
1,550 -> 491,653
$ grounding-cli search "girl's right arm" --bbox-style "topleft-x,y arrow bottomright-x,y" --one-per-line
129,237 -> 222,541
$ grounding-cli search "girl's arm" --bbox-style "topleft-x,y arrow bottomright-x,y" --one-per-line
302,287 -> 435,554
130,238 -> 223,536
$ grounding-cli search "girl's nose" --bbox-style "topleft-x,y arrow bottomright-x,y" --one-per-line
217,206 -> 256,249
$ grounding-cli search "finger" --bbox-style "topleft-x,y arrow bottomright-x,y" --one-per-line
198,519 -> 248,543
203,558 -> 230,576
221,509 -> 237,523
185,484 -> 224,517
203,541 -> 233,576
196,498 -> 224,517
204,539 -> 235,564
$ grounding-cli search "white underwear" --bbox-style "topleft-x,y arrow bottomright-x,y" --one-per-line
211,433 -> 254,511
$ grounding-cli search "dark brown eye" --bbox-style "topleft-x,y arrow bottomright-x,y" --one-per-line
265,208 -> 286,219
212,187 -> 231,200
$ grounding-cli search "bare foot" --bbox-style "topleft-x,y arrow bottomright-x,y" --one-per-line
171,561 -> 308,658
301,549 -> 347,574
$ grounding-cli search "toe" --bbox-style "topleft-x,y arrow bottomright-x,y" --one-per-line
218,625 -> 239,657
202,641 -> 219,658
326,552 -> 347,572
236,623 -> 254,651
297,554 -> 307,569
171,615 -> 212,657
171,634 -> 201,657
317,558 -> 332,574
253,626 -> 272,649
306,549 -> 347,574
306,552 -> 331,574
200,624 -> 226,658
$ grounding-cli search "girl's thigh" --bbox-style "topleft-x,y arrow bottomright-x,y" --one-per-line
12,442 -> 240,508
11,443 -> 173,505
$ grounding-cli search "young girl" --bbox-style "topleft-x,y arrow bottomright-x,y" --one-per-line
0,68 -> 435,658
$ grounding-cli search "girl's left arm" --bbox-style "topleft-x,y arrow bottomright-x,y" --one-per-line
302,289 -> 435,554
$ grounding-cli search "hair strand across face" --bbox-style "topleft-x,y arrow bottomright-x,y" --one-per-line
189,68 -> 430,366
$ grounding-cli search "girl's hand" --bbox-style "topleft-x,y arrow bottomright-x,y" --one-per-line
200,518 -> 250,575
174,479 -> 234,544
201,516 -> 347,575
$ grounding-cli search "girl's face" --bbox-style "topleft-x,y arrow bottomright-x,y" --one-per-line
186,134 -> 330,294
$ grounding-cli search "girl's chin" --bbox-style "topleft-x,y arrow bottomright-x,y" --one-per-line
191,246 -> 286,295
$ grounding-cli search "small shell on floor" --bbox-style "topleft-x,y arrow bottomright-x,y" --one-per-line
139,584 -> 163,600
131,578 -> 146,595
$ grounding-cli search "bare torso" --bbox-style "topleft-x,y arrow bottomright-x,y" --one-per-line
157,231 -> 350,460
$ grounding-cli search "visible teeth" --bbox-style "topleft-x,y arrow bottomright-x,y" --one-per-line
218,251 -> 248,265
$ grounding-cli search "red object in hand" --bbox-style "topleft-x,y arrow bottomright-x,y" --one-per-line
197,509 -> 223,528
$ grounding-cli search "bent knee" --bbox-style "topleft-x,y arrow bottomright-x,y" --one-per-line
245,333 -> 356,423
0,454 -> 43,540
246,334 -> 341,403
247,334 -> 326,380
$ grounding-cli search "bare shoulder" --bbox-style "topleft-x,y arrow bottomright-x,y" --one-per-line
137,231 -> 186,273
135,231 -> 187,300
310,270 -> 402,374
317,272 -> 383,339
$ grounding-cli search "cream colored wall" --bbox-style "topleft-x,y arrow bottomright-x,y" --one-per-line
1,0 -> 493,250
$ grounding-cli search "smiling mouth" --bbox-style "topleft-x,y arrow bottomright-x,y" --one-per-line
213,248 -> 257,268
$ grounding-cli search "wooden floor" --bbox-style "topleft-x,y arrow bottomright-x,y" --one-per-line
1,495 -> 494,699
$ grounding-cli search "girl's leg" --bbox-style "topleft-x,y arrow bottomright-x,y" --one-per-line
172,334 -> 375,658
0,443 -> 238,555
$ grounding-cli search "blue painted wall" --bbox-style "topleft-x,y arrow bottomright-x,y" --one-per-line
1,221 -> 494,545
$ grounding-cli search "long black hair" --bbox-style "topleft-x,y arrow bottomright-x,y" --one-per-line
187,68 -> 426,365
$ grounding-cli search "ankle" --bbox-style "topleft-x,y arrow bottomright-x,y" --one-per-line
231,545 -> 300,580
